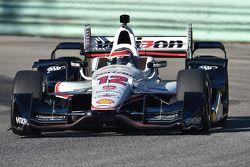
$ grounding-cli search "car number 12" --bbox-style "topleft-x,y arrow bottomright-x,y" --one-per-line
98,75 -> 128,86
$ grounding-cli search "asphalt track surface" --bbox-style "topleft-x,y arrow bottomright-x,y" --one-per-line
0,36 -> 250,167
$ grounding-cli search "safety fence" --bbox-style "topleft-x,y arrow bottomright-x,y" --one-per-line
0,0 -> 250,42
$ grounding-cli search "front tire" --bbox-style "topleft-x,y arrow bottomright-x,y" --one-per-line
177,69 -> 211,133
11,70 -> 43,136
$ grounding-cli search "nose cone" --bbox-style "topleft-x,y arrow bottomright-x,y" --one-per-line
91,73 -> 132,110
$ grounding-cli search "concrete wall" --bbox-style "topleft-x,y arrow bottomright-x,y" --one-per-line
0,0 -> 250,42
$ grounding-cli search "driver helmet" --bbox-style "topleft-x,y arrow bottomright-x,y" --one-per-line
109,48 -> 138,67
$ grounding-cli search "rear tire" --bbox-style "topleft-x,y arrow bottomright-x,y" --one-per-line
177,69 -> 211,133
11,70 -> 43,136
219,79 -> 229,125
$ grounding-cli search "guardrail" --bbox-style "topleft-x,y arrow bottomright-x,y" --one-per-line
0,0 -> 250,42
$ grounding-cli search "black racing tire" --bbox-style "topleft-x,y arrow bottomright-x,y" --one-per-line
220,77 -> 229,124
11,70 -> 43,136
177,69 -> 211,133
12,70 -> 44,99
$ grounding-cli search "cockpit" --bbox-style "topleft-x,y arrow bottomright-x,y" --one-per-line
107,48 -> 138,67
91,44 -> 153,72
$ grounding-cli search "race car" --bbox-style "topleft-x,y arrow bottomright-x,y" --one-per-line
10,15 -> 229,136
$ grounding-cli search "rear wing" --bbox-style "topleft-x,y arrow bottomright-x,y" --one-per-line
83,24 -> 193,58
50,24 -> 193,59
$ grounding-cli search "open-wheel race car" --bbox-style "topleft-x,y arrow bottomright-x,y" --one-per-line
10,15 -> 229,136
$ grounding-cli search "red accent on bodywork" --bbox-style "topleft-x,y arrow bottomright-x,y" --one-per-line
85,53 -> 110,57
54,82 -> 72,99
109,76 -> 128,86
110,50 -> 130,56
139,51 -> 186,57
85,52 -> 186,58
55,82 -> 62,92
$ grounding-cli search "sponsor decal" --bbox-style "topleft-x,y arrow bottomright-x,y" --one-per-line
95,90 -> 123,94
95,37 -> 184,49
199,65 -> 218,70
36,115 -> 65,121
84,25 -> 91,52
103,85 -> 116,90
185,117 -> 201,126
71,62 -> 80,67
94,93 -> 119,99
73,88 -> 91,92
96,40 -> 113,49
16,117 -> 28,125
149,114 -> 178,121
96,99 -> 114,104
47,66 -> 66,73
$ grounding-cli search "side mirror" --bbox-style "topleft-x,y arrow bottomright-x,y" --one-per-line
71,61 -> 88,68
147,61 -> 167,68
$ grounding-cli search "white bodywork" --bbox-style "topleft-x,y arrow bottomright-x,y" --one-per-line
55,22 -> 178,110
55,63 -> 176,110
91,64 -> 176,110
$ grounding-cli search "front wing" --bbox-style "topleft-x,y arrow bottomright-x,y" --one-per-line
11,91 -> 205,132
